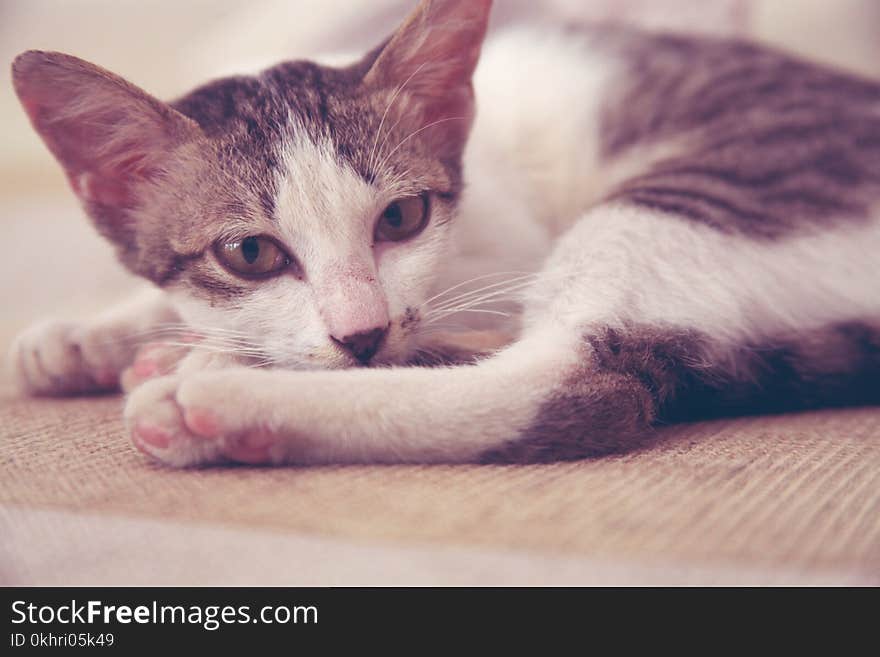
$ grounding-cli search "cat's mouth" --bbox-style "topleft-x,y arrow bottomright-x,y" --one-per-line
273,329 -> 415,371
196,308 -> 423,372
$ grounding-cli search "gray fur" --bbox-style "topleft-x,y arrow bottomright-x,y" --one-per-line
599,29 -> 880,238
486,322 -> 880,463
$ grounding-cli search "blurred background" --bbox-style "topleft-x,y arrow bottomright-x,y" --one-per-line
0,0 -> 878,342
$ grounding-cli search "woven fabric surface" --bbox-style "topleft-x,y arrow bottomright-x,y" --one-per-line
2,390 -> 878,582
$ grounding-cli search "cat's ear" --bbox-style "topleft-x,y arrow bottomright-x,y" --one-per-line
363,0 -> 492,156
12,51 -> 201,241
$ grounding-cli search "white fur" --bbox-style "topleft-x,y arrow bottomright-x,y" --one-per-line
422,27 -> 619,330
524,204 -> 880,342
469,28 -> 621,233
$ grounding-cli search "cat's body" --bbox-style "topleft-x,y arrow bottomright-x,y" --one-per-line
10,1 -> 880,466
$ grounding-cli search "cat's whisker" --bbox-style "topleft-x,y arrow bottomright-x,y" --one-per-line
430,281 -> 566,313
151,338 -> 260,355
367,60 -> 429,174
424,296 -> 519,321
382,165 -> 416,199
415,321 -> 475,333
425,276 -> 560,316
375,116 -> 468,176
426,303 -> 514,317
244,356 -> 279,369
373,113 -> 407,179
423,264 -> 595,312
153,340 -> 268,358
410,346 -> 448,366
118,324 -> 256,343
426,275 -> 541,312
189,327 -> 252,336
421,270 -> 535,307
144,326 -> 261,344
423,308 -> 512,324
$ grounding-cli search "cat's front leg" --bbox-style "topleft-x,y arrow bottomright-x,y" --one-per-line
9,287 -> 178,396
125,327 -> 591,467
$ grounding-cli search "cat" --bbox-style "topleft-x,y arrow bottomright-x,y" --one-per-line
8,0 -> 880,466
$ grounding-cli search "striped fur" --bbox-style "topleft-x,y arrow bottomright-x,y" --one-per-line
486,322 -> 880,463
600,30 -> 880,238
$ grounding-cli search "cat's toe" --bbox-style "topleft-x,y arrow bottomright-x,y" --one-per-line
175,371 -> 282,465
120,341 -> 191,392
126,373 -> 279,466
10,320 -> 104,395
125,375 -> 225,467
8,318 -> 140,396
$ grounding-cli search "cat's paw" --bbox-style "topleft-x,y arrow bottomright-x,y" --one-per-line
120,341 -> 191,393
9,319 -> 133,396
125,373 -> 280,467
125,375 -> 223,467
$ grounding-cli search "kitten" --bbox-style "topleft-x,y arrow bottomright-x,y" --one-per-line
9,0 -> 880,466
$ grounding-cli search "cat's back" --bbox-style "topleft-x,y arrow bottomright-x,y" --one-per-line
471,23 -> 880,237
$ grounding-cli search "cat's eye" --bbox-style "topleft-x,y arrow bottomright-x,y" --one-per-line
215,236 -> 291,278
375,195 -> 429,242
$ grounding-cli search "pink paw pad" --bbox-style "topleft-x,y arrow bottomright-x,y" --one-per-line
223,443 -> 273,465
132,422 -> 170,450
222,431 -> 276,464
94,368 -> 119,388
132,358 -> 159,378
183,407 -> 222,439
242,430 -> 275,449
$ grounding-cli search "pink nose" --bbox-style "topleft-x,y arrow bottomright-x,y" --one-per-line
317,272 -> 390,364
330,326 -> 389,364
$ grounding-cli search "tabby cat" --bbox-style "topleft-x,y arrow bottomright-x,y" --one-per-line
10,0 -> 880,465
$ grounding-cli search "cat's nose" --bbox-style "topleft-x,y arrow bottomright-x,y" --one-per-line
331,326 -> 389,364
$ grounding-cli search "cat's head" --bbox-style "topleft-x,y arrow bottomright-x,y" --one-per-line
12,0 -> 491,368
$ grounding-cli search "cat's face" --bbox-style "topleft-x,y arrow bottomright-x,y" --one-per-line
12,0 -> 492,368
137,58 -> 469,369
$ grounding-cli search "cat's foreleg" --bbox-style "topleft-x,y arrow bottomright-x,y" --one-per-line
9,286 -> 180,396
124,324 -> 595,466
125,318 -> 680,466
